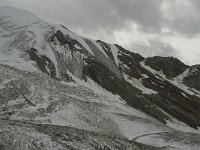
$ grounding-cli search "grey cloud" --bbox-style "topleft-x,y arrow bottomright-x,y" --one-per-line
62,0 -> 164,33
0,0 -> 163,33
163,0 -> 200,37
44,0 -> 200,37
2,0 -> 200,36
108,0 -> 164,32
128,39 -> 180,59
169,16 -> 200,37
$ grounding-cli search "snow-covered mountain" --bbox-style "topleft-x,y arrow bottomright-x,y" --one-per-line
1,6 -> 200,150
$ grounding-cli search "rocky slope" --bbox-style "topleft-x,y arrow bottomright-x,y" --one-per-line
1,6 -> 200,150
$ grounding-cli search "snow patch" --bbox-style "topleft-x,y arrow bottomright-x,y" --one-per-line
0,49 -> 39,72
140,61 -> 200,98
91,40 -> 109,58
123,73 -> 157,94
110,45 -> 120,66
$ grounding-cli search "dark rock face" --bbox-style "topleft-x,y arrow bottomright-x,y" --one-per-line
27,48 -> 57,79
183,65 -> 200,91
84,39 -> 124,80
143,78 -> 200,129
115,44 -> 144,63
83,57 -> 170,124
54,30 -> 88,54
145,56 -> 188,79
103,45 -> 200,129
53,30 -> 67,46
116,44 -> 144,79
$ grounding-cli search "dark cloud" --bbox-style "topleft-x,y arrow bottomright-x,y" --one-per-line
1,0 -> 200,36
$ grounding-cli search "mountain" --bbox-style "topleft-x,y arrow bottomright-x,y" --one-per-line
0,6 -> 200,150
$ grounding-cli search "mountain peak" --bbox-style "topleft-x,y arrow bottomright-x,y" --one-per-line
145,56 -> 189,78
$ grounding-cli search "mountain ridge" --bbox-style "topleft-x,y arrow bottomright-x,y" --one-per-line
1,6 -> 200,150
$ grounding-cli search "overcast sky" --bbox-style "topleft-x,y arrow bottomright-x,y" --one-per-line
1,0 -> 200,65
